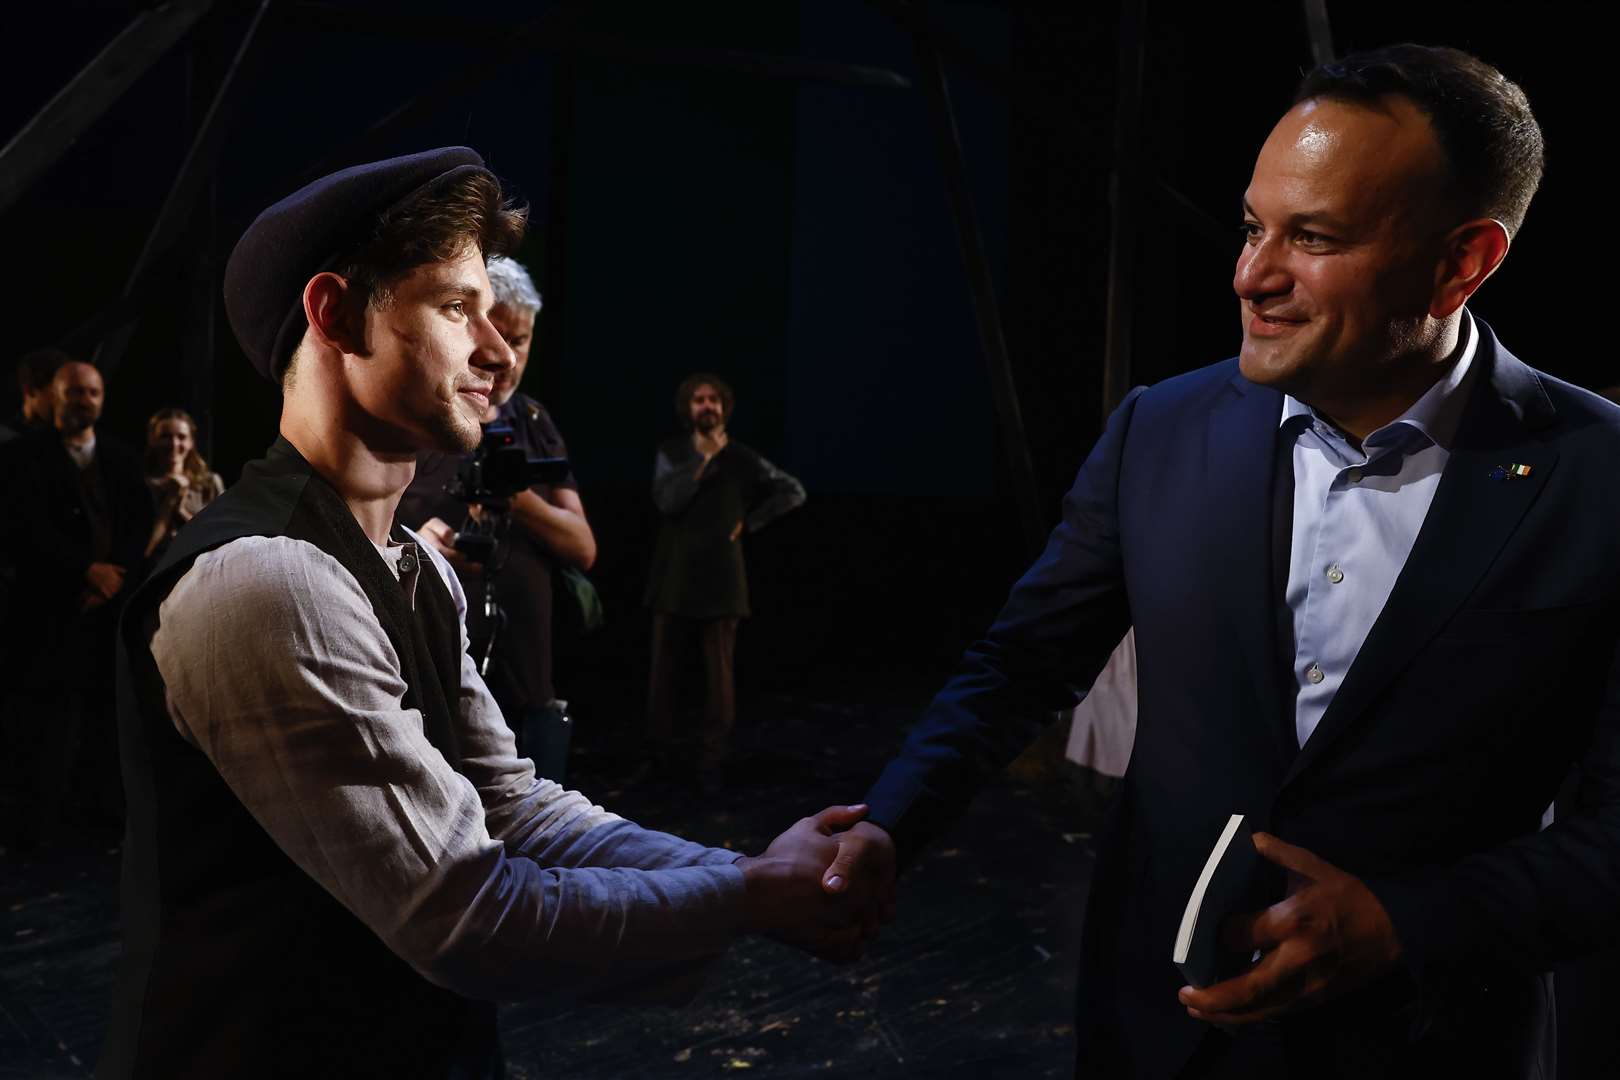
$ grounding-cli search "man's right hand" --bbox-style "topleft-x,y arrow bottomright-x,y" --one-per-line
736,804 -> 878,962
694,429 -> 728,462
85,562 -> 126,600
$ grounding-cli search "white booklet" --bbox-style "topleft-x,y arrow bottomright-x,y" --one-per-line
1172,813 -> 1258,988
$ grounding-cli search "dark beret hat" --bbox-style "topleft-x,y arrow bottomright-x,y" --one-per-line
223,146 -> 491,383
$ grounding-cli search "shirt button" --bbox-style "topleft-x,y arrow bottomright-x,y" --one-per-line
398,552 -> 418,574
1347,468 -> 1363,483
1327,565 -> 1344,584
1306,663 -> 1325,684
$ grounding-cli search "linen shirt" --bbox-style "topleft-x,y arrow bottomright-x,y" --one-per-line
1281,312 -> 1480,746
149,526 -> 746,1000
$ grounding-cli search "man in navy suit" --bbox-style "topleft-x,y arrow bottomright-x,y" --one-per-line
819,44 -> 1618,1077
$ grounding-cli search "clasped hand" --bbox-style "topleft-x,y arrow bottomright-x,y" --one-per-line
1178,832 -> 1403,1024
81,561 -> 127,611
739,806 -> 896,963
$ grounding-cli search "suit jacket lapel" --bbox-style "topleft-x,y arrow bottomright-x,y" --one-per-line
1282,323 -> 1558,787
1204,372 -> 1298,770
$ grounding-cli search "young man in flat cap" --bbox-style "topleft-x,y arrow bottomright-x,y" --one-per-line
101,148 -> 872,1079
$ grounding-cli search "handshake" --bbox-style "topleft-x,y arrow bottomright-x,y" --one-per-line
734,805 -> 897,963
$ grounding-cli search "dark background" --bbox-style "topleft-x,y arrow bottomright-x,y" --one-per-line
0,0 -> 1604,689
3,5 -> 1615,1076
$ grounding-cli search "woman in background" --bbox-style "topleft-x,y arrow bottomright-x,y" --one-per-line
143,408 -> 224,559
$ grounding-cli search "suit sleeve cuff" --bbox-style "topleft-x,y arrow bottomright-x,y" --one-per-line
1364,868 -> 1490,990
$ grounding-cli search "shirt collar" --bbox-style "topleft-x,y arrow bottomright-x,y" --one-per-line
371,538 -> 422,608
1278,308 -> 1479,452
64,431 -> 97,470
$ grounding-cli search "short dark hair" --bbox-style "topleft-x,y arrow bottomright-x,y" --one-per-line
1294,44 -> 1544,236
674,372 -> 735,430
284,170 -> 527,386
15,348 -> 72,394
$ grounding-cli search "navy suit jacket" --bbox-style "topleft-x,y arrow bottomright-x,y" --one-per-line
866,321 -> 1620,1077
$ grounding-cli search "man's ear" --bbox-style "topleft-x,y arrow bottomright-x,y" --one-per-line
302,272 -> 366,355
1430,218 -> 1511,320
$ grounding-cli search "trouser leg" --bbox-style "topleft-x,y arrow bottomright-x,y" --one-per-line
698,617 -> 739,769
645,612 -> 677,743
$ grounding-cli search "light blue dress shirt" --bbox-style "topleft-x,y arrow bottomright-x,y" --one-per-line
1281,311 -> 1480,746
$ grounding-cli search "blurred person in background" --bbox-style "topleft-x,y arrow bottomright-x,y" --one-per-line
142,408 -> 225,560
644,373 -> 804,792
2,348 -> 70,443
1,359 -> 150,852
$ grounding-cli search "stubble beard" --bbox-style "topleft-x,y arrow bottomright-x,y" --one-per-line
429,401 -> 483,454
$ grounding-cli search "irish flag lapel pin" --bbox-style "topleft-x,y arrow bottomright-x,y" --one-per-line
1489,463 -> 1533,481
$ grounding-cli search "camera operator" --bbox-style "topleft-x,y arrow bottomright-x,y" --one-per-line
400,256 -> 594,776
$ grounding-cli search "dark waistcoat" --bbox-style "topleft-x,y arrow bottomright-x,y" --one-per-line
99,437 -> 495,1080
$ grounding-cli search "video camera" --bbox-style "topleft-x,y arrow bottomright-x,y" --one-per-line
450,421 -> 570,504
449,422 -> 569,564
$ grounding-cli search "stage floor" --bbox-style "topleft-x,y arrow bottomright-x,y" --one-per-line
0,691 -> 1101,1078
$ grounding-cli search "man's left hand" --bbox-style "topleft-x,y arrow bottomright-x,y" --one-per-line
1177,832 -> 1402,1025
416,517 -> 482,575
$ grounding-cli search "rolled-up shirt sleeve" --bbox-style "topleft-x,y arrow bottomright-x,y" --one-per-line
151,534 -> 746,1001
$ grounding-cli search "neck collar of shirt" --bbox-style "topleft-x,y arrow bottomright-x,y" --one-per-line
64,431 -> 97,470
1279,308 -> 1479,454
371,537 -> 423,608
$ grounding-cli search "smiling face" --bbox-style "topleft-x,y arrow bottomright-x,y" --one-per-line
152,417 -> 194,468
52,362 -> 104,436
1235,95 -> 1454,410
347,246 -> 515,454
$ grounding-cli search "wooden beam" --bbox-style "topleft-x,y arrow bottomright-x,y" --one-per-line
97,0 -> 273,379
913,33 -> 1046,556
0,0 -> 213,215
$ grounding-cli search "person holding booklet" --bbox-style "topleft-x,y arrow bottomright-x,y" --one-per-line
816,44 -> 1620,1078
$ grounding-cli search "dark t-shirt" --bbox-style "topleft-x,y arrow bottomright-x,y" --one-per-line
397,394 -> 575,710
